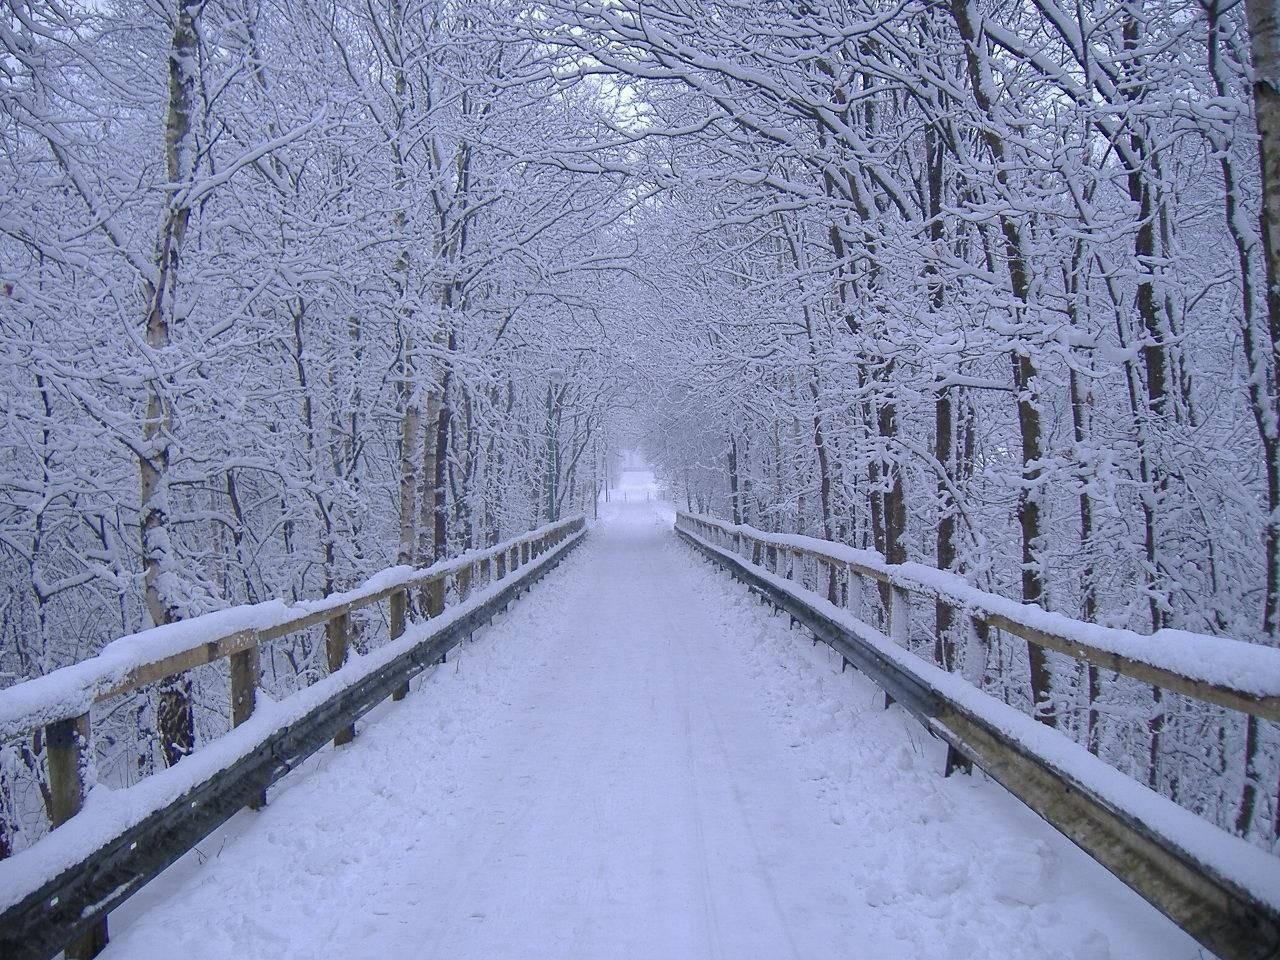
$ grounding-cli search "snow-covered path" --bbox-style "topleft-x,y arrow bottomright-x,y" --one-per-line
101,501 -> 1198,960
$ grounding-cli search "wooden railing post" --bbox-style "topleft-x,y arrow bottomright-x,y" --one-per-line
47,713 -> 108,958
230,648 -> 257,729
889,584 -> 911,648
848,566 -> 865,620
230,645 -> 267,807
521,541 -> 530,566
389,589 -> 409,701
963,613 -> 989,688
427,574 -> 446,618
456,562 -> 472,602
496,550 -> 507,580
479,556 -> 491,588
326,612 -> 354,746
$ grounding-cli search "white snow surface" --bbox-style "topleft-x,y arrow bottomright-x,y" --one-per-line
98,501 -> 1200,960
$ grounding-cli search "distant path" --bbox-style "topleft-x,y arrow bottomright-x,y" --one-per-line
101,501 -> 1196,960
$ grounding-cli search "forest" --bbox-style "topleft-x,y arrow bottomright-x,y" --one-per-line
3,0 -> 1279,865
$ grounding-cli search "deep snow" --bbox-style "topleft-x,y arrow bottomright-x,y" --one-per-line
97,499 -> 1200,959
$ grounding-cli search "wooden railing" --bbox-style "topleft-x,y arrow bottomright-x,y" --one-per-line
675,511 -> 1280,960
675,513 -> 1280,722
0,516 -> 586,960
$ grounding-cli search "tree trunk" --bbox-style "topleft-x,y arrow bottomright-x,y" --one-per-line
145,0 -> 201,768
1240,0 -> 1280,836
950,0 -> 1054,725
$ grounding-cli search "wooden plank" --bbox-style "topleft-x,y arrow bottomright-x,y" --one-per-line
325,611 -> 354,746
888,584 -> 910,647
979,612 -> 1280,724
229,648 -> 265,809
3,521 -> 585,741
101,628 -> 258,703
46,713 -> 108,959
679,514 -> 1280,725
427,573 -> 446,618
389,589 -> 409,701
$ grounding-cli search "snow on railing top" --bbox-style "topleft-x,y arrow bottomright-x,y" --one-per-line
0,516 -> 585,741
676,512 -> 1280,714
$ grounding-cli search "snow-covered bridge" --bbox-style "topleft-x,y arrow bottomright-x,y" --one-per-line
13,0 -> 1280,955
1,489 -> 1278,960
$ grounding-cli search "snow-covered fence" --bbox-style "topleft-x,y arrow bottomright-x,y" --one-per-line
0,516 -> 586,960
675,513 -> 1280,724
675,511 -> 1280,960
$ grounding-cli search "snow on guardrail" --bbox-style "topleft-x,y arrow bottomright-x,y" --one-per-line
678,514 -> 1280,702
0,517 -> 584,740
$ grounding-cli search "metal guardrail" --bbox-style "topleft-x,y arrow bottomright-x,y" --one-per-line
675,516 -> 1280,960
0,518 -> 586,960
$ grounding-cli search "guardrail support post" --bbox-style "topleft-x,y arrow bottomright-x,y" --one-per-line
944,743 -> 973,778
326,612 -> 355,746
963,614 -> 988,688
230,647 -> 257,730
230,646 -> 267,807
889,585 -> 910,648
427,575 -> 446,660
390,589 -> 409,701
48,713 -> 108,958
848,567 -> 864,620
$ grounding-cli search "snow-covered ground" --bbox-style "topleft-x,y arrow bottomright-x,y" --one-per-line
612,466 -> 660,502
99,500 -> 1199,959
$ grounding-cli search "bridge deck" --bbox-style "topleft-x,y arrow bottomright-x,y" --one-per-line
101,501 -> 1196,959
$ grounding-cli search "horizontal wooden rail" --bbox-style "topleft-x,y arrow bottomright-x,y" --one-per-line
0,520 -> 583,742
676,517 -> 1280,960
675,512 -> 1280,722
0,516 -> 586,960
